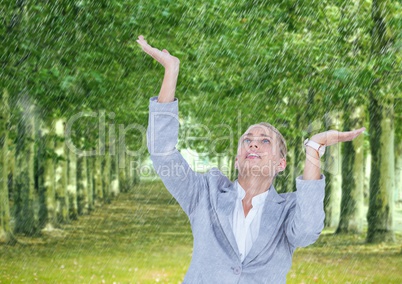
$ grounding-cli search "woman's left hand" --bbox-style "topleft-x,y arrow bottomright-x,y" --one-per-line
310,127 -> 366,146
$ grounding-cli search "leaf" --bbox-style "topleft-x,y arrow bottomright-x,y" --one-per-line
333,67 -> 350,82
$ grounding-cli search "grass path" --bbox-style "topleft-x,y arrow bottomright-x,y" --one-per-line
1,181 -> 402,283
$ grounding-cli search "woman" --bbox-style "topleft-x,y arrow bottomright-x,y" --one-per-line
138,35 -> 365,283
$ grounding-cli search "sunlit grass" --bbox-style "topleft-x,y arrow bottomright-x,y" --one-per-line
1,181 -> 401,283
289,231 -> 402,284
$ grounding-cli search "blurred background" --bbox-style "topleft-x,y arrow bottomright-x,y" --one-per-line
0,0 -> 401,283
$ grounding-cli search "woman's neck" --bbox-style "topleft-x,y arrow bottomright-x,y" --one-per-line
237,174 -> 274,199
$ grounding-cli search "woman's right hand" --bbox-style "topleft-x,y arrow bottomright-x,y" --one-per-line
137,35 -> 180,72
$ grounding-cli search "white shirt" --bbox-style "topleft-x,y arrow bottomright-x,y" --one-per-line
232,180 -> 269,262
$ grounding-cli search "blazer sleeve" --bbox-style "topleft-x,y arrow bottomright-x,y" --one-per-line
147,97 -> 205,216
285,175 -> 326,248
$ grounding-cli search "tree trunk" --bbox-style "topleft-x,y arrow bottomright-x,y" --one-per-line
103,152 -> 111,203
324,112 -> 342,228
292,140 -> 304,188
77,154 -> 89,215
110,152 -> 119,198
125,157 -> 140,191
94,154 -> 103,206
110,124 -> 119,197
87,156 -> 94,211
367,98 -> 395,242
336,105 -> 364,233
7,143 -> 15,212
67,146 -> 78,220
364,151 -> 371,203
133,157 -> 141,186
284,147 -> 295,193
217,155 -> 223,170
118,153 -> 127,193
37,122 -> 46,228
395,141 -> 402,208
125,157 -> 132,191
0,89 -> 16,244
54,118 -> 69,223
14,104 -> 39,236
292,112 -> 305,191
367,0 -> 395,243
40,122 -> 58,231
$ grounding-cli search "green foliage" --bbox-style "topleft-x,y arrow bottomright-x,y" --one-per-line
2,0 -> 401,158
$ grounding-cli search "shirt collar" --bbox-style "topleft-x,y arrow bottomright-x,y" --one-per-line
235,180 -> 269,208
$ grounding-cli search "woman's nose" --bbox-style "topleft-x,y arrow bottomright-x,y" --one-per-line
249,141 -> 259,148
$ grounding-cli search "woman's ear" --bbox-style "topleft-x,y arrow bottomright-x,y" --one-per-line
277,158 -> 287,173
235,157 -> 238,169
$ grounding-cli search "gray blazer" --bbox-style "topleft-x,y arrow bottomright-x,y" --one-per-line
147,97 -> 325,284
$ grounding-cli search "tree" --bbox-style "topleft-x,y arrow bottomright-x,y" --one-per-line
395,101 -> 402,207
0,89 -> 17,244
14,101 -> 39,236
39,120 -> 58,231
337,105 -> 365,233
367,0 -> 397,243
67,145 -> 78,220
54,118 -> 69,223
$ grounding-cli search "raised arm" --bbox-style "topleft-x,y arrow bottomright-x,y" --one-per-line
137,35 -> 180,103
139,36 -> 205,217
303,127 -> 366,180
285,127 -> 366,248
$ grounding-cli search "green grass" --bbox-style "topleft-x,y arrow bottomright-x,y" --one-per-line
1,181 -> 401,283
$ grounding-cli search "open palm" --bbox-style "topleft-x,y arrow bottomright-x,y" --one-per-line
312,127 -> 366,146
137,35 -> 180,70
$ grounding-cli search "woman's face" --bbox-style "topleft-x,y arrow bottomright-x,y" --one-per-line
236,125 -> 286,178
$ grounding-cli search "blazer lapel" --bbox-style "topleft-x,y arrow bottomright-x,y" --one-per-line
216,184 -> 240,259
242,186 -> 285,265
